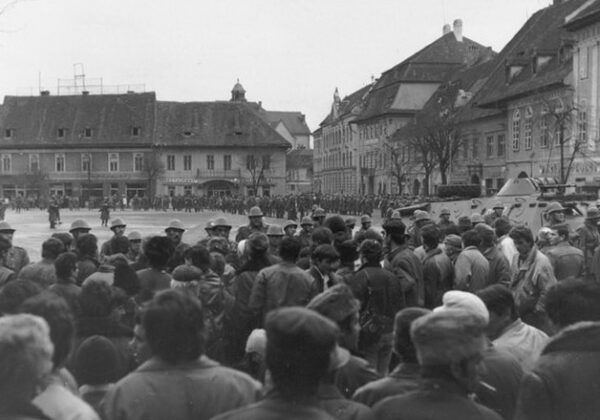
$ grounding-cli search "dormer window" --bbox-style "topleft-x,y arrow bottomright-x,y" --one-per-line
507,65 -> 524,82
57,128 -> 66,138
131,126 -> 141,137
84,128 -> 93,138
4,129 -> 14,139
534,55 -> 552,74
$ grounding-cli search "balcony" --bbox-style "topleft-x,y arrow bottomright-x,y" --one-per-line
195,169 -> 241,180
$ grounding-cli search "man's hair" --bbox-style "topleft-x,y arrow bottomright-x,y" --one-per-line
493,217 -> 512,238
79,280 -> 114,318
113,260 -> 141,297
358,239 -> 383,264
19,292 -> 74,369
0,280 -> 42,315
54,252 -> 78,281
552,223 -> 570,240
421,224 -> 441,249
461,230 -> 481,248
382,220 -> 406,245
311,227 -> 333,246
51,232 -> 73,252
476,284 -> 516,320
184,245 -> 211,269
312,244 -> 340,263
394,308 -> 431,362
265,307 -> 337,399
335,240 -> 358,265
509,226 -> 534,245
545,279 -> 600,328
210,252 -> 225,277
77,233 -> 98,257
42,238 -> 65,260
142,290 -> 204,364
144,236 -> 174,269
279,236 -> 302,262
323,215 -> 347,234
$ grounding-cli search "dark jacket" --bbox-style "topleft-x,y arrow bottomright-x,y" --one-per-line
421,247 -> 454,309
482,246 -> 511,287
352,362 -> 420,407
335,355 -> 381,399
515,321 -> 600,420
383,244 -> 424,307
317,384 -> 374,420
307,266 -> 340,294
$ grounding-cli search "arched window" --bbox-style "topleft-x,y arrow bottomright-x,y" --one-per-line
524,107 -> 533,150
512,109 -> 521,151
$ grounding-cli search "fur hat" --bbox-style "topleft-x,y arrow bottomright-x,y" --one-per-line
434,290 -> 489,324
247,232 -> 269,254
74,335 -> 120,385
324,215 -> 347,234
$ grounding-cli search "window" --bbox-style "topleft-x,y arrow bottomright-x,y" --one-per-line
30,154 -> 39,172
486,135 -> 494,158
540,115 -> 549,148
207,155 -> 214,170
262,155 -> 271,170
84,128 -> 92,138
57,128 -> 66,138
109,153 -> 119,172
167,155 -> 175,171
183,155 -> 192,171
580,46 -> 589,79
134,153 -> 143,171
4,129 -> 13,139
224,154 -> 231,171
1,154 -> 11,173
131,127 -> 141,137
578,109 -> 588,144
472,137 -> 479,159
497,134 -> 506,157
462,141 -> 469,159
524,107 -> 533,150
55,153 -> 65,172
247,154 -> 256,170
512,109 -> 521,151
81,153 -> 90,172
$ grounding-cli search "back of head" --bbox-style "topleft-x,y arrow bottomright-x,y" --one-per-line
474,223 -> 496,248
113,261 -> 141,297
323,215 -> 347,234
51,232 -> 73,253
312,244 -> 340,263
77,233 -> 98,257
383,219 -> 406,244
476,284 -> 516,319
19,291 -> 74,369
311,227 -> 334,246
0,314 -> 53,405
208,237 -> 230,256
462,229 -> 481,248
335,240 -> 358,265
210,252 -> 225,277
421,224 -> 442,249
279,236 -> 302,262
184,245 -> 211,270
411,308 -> 486,366
0,280 -> 42,315
74,335 -> 120,386
358,239 -> 383,264
552,223 -> 570,241
247,232 -> 269,258
545,279 -> 600,329
54,252 -> 78,281
144,236 -> 174,269
79,279 -> 114,318
142,289 -> 204,364
509,225 -> 534,244
394,307 -> 431,362
493,217 -> 512,238
265,307 -> 338,398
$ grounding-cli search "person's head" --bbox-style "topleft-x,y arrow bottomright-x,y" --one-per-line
77,233 -> 98,258
336,240 -> 358,267
509,226 -> 535,258
144,236 -> 174,270
411,308 -> 487,392
300,217 -> 314,233
307,284 -> 361,351
0,314 -> 53,407
212,218 -> 232,239
461,229 -> 481,248
493,217 -> 512,238
360,215 -> 372,230
248,206 -> 264,228
165,220 -> 185,245
110,219 -> 126,237
439,209 -> 451,223
183,245 -> 211,270
311,227 -> 334,246
109,236 -> 131,257
474,223 -> 496,249
545,278 -> 600,332
546,202 -> 565,224
247,232 -> 269,259
393,308 -> 431,362
267,225 -> 285,251
19,292 -> 74,369
79,280 -> 114,318
130,312 -> 152,366
312,244 -> 340,275
74,335 -> 120,386
382,219 -> 407,247
142,289 -> 204,364
537,227 -> 555,249
210,252 -> 226,277
324,215 -> 347,235
51,232 -> 73,252
279,236 -> 302,263
128,231 -> 143,254
283,221 -> 298,237
0,222 -> 16,242
358,239 -> 383,265
476,284 -> 517,340
551,223 -> 570,244
0,280 -> 42,315
207,237 -> 230,256
421,224 -> 442,251
113,259 -> 141,297
0,236 -> 11,262
54,252 -> 78,282
265,307 -> 338,399
69,219 -> 91,240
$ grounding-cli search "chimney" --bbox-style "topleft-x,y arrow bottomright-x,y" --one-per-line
453,19 -> 463,42
82,90 -> 90,96
443,24 -> 451,35
40,90 -> 50,96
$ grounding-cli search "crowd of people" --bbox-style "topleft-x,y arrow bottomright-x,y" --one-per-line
0,199 -> 599,420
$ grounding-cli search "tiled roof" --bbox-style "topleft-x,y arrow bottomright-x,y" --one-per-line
319,83 -> 373,127
155,101 -> 290,149
261,111 -> 311,136
565,0 -> 600,30
355,32 -> 492,123
476,0 -> 587,107
0,92 -> 156,148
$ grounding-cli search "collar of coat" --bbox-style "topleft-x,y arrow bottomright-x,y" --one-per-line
542,321 -> 600,355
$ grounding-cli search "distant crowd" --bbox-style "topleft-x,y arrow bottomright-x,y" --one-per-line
1,200 -> 599,420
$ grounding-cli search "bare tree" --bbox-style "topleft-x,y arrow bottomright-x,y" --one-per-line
242,154 -> 270,196
144,149 -> 165,198
383,140 -> 413,194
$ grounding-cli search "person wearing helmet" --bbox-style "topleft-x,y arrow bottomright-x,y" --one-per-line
165,219 -> 189,273
266,225 -> 285,258
297,216 -> 314,249
544,202 -> 566,228
283,220 -> 298,238
485,202 -> 506,226
235,206 -> 269,242
0,222 -> 29,276
100,218 -> 129,261
437,208 -> 456,236
312,208 -> 327,228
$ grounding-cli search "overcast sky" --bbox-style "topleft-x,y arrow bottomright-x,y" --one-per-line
0,0 -> 552,131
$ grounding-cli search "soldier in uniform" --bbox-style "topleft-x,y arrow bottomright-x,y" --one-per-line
235,206 -> 269,242
355,215 -> 372,238
485,201 -> 506,227
69,219 -> 92,251
165,219 -> 189,273
100,218 -> 129,260
297,216 -> 314,249
544,201 -> 566,228
576,207 -> 600,279
0,221 -> 30,276
345,218 -> 356,237
283,220 -> 298,238
437,207 -> 456,236
312,207 -> 326,228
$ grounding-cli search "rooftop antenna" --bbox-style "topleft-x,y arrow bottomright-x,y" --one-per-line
74,63 -> 86,93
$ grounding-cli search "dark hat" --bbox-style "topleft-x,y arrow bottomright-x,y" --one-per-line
247,232 -> 269,254
74,335 -> 120,385
360,215 -> 371,224
358,238 -> 383,260
110,218 -> 126,230
165,219 -> 185,232
457,215 -> 472,229
312,207 -> 326,218
587,207 -> 600,220
345,218 -> 356,227
301,216 -> 314,226
307,284 -> 360,323
70,219 -> 91,233
440,208 -> 451,216
213,217 -> 232,229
